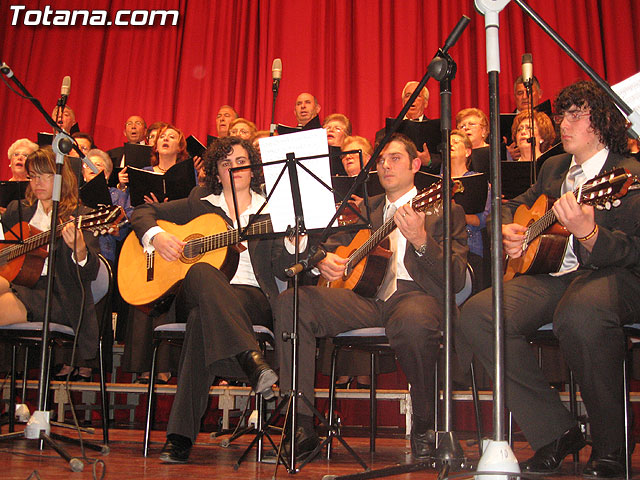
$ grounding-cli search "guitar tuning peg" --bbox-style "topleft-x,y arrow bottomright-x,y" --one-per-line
613,199 -> 621,207
605,201 -> 612,210
595,204 -> 604,210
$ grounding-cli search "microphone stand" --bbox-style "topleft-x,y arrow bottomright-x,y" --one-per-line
524,78 -> 537,184
0,62 -> 103,472
270,78 -> 280,136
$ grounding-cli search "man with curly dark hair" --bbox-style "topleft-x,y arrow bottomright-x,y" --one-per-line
457,80 -> 640,478
130,136 -> 292,463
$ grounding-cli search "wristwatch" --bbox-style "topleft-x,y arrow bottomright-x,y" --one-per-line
415,242 -> 428,257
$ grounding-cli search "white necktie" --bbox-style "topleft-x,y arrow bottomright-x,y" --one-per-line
377,204 -> 398,301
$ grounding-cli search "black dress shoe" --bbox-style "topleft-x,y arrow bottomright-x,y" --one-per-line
159,435 -> 192,463
410,428 -> 435,459
583,448 -> 628,479
235,350 -> 278,400
275,425 -> 321,463
520,425 -> 586,474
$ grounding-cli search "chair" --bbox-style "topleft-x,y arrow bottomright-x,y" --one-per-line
327,263 -> 475,454
142,322 -> 276,457
487,321 -> 639,480
0,253 -> 114,445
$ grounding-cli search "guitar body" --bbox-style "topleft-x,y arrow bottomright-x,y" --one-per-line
118,213 -> 239,306
0,223 -> 47,287
318,229 -> 392,297
504,194 -> 570,281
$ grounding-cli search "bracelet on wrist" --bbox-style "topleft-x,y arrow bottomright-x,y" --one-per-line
577,224 -> 598,242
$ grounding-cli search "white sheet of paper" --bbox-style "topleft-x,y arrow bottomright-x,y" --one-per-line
259,129 -> 337,233
612,71 -> 640,112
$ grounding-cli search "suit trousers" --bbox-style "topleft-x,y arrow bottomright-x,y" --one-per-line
274,280 -> 442,419
456,266 -> 640,454
167,263 -> 272,442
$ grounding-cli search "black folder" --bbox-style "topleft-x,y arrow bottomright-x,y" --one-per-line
123,143 -> 152,169
501,161 -> 535,199
470,146 -> 491,175
79,171 -> 112,208
127,159 -> 196,207
186,135 -> 207,159
383,118 -> 442,154
276,115 -> 322,135
331,174 -> 384,202
414,171 -> 488,214
0,181 -> 28,208
37,132 -> 54,147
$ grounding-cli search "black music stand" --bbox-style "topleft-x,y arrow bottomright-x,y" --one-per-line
228,143 -> 372,475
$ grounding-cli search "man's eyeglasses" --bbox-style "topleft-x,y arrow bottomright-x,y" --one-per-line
553,110 -> 591,124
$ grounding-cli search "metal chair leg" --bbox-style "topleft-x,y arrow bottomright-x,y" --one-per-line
370,351 -> 377,453
98,338 -> 109,445
327,344 -> 339,459
143,341 -> 159,457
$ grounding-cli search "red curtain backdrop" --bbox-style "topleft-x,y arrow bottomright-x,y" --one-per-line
1,0 -> 639,180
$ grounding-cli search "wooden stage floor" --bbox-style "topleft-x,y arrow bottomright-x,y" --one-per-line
1,426 -> 633,480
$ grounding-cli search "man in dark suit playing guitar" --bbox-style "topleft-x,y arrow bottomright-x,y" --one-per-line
274,133 -> 469,460
457,81 -> 640,478
130,136 -> 293,463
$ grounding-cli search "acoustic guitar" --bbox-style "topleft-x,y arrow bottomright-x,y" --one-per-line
0,205 -> 127,287
504,167 -> 635,280
318,180 -> 462,297
117,213 -> 273,307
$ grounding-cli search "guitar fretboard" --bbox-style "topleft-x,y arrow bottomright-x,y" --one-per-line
0,220 -> 72,264
182,219 -> 273,258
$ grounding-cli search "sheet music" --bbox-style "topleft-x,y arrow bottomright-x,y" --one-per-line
259,129 -> 337,233
612,71 -> 640,112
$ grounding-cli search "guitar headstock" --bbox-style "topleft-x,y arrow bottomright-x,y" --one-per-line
411,179 -> 464,213
78,205 -> 129,236
578,168 -> 634,210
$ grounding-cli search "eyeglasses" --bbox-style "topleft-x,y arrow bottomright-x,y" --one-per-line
324,125 -> 344,133
11,152 -> 28,159
28,173 -> 54,183
126,121 -> 144,127
459,122 -> 479,129
553,110 -> 591,124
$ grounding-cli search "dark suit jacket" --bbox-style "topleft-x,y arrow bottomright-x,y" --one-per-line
325,191 -> 469,301
130,186 -> 292,309
2,200 -> 101,359
503,151 -> 640,276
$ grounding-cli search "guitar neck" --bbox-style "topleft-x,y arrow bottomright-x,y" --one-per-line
348,217 -> 396,267
184,219 -> 273,255
1,219 -> 72,263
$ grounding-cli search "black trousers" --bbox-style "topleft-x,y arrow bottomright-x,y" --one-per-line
167,263 -> 272,442
274,280 -> 441,419
456,267 -> 640,454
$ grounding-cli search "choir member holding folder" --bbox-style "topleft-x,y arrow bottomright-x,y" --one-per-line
450,130 -> 490,290
117,125 -> 197,205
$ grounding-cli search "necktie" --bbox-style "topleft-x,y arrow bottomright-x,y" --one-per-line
377,204 -> 398,301
558,164 -> 586,273
562,164 -> 585,195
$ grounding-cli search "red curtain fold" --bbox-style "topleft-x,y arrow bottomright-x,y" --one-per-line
1,0 -> 639,180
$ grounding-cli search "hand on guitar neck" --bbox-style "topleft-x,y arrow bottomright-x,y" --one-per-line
551,192 -> 597,250
151,231 -> 186,262
61,219 -> 88,262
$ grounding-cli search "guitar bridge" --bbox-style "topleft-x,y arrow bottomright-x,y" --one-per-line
146,251 -> 155,282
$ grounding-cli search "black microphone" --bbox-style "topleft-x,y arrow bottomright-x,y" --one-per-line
272,58 -> 282,94
57,75 -> 71,109
521,53 -> 533,87
284,246 -> 327,278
